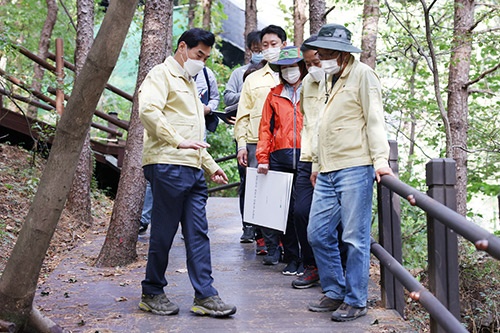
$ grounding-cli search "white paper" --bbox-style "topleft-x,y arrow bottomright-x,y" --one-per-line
243,167 -> 293,232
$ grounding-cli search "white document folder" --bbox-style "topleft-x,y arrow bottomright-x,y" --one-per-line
243,167 -> 294,232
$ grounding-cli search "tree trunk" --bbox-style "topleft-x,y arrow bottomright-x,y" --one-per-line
360,0 -> 379,69
28,0 -> 58,118
202,0 -> 212,30
188,0 -> 196,29
293,0 -> 307,46
95,0 -> 173,267
65,0 -> 95,229
0,1 -> 138,329
244,0 -> 257,63
447,0 -> 474,216
309,0 -> 326,35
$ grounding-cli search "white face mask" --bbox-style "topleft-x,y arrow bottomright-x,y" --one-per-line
262,47 -> 281,63
183,49 -> 205,77
281,67 -> 301,84
308,66 -> 325,82
321,58 -> 340,75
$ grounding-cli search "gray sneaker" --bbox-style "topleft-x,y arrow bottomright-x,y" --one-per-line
138,293 -> 179,315
191,295 -> 237,317
308,295 -> 343,312
331,302 -> 367,322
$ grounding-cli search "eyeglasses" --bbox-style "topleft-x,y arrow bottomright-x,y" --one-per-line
317,50 -> 341,60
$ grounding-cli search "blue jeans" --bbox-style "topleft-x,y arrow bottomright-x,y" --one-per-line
141,181 -> 153,225
307,165 -> 374,307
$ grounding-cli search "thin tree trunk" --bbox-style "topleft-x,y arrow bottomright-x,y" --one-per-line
0,1 -> 138,329
309,0 -> 326,35
293,0 -> 307,46
188,0 -> 196,29
447,0 -> 474,216
202,0 -> 212,30
244,0 -> 257,63
65,0 -> 95,229
95,0 -> 173,267
28,0 -> 58,118
360,0 -> 379,69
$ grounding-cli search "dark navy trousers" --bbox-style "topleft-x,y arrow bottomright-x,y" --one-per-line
294,161 -> 316,267
141,164 -> 218,299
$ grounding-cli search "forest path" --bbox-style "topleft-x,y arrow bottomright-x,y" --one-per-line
35,197 -> 415,333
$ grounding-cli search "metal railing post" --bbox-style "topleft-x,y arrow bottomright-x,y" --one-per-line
426,159 -> 461,333
377,140 -> 404,316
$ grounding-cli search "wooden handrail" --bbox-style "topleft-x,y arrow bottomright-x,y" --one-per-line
13,44 -> 134,102
46,52 -> 133,101
46,87 -> 129,130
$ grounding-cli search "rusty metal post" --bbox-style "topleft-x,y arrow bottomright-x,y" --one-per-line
377,140 -> 405,316
55,38 -> 64,115
426,159 -> 461,333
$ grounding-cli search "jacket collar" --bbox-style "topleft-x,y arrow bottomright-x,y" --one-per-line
165,56 -> 191,81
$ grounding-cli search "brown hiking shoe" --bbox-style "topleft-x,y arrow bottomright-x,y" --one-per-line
308,295 -> 343,312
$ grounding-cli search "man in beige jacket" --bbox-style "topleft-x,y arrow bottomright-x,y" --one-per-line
138,28 -> 235,318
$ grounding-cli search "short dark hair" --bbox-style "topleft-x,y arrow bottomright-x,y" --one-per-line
260,25 -> 287,42
301,34 -> 318,52
176,28 -> 215,50
246,30 -> 261,49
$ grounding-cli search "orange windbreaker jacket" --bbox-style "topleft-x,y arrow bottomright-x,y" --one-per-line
256,84 -> 304,170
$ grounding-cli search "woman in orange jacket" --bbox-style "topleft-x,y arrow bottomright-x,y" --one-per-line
256,46 -> 307,275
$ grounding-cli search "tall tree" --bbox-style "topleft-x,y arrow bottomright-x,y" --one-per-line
202,0 -> 212,30
309,0 -> 326,35
28,0 -> 58,118
95,0 -> 173,267
65,0 -> 95,229
0,0 -> 138,330
446,0 -> 474,216
293,0 -> 307,45
359,0 -> 379,69
244,0 -> 257,63
188,0 -> 196,29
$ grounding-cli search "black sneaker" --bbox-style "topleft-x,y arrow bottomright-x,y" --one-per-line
308,295 -> 343,312
292,266 -> 319,289
331,302 -> 367,322
282,260 -> 299,275
240,226 -> 255,243
296,262 -> 304,276
262,246 -> 280,265
138,293 -> 179,315
191,295 -> 237,317
139,222 -> 149,235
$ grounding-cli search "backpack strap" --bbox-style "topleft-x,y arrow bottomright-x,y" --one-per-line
202,67 -> 210,99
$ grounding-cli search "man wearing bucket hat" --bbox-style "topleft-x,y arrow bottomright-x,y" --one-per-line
256,46 -> 307,273
304,24 -> 394,322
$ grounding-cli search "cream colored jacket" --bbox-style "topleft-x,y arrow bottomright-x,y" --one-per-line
234,63 -> 279,149
138,56 -> 219,175
299,73 -> 324,162
312,56 -> 390,173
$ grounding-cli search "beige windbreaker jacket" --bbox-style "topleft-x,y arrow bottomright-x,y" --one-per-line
138,56 -> 219,176
234,63 -> 279,149
312,56 -> 390,173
